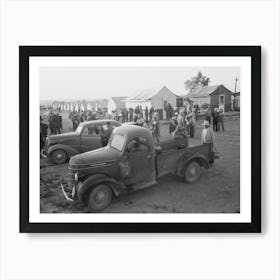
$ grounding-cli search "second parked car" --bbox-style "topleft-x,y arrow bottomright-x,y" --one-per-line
45,120 -> 120,164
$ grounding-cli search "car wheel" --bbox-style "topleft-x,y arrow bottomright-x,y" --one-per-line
51,149 -> 68,164
184,161 -> 201,183
88,184 -> 112,211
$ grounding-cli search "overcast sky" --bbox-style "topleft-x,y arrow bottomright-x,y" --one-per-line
40,67 -> 240,101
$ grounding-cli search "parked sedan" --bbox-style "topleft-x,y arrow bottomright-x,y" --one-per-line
45,120 -> 120,164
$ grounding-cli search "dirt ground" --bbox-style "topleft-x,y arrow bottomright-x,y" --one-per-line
40,113 -> 240,213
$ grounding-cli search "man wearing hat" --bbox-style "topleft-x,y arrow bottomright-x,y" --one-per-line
169,115 -> 178,134
201,120 -> 215,144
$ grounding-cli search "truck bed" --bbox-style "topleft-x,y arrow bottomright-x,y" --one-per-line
156,142 -> 212,178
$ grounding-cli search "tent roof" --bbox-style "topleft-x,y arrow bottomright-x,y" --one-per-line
110,96 -> 127,107
125,86 -> 177,101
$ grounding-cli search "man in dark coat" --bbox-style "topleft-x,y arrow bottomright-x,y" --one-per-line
144,107 -> 149,123
169,115 -> 178,134
149,107 -> 154,122
100,122 -> 113,147
212,107 -> 219,131
128,108 -> 133,122
40,117 -> 48,157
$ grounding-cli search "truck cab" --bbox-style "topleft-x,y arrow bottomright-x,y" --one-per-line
61,125 -> 215,211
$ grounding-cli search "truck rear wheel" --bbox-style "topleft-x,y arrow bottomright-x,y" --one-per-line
87,184 -> 112,211
51,149 -> 68,164
184,161 -> 201,183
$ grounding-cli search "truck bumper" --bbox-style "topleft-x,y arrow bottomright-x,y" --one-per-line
60,176 -> 82,203
60,180 -> 75,202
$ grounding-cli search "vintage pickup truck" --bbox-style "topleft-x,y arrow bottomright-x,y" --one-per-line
45,120 -> 120,164
61,125 -> 215,211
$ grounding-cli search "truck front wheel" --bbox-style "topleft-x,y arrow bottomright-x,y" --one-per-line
87,184 -> 112,211
184,161 -> 201,183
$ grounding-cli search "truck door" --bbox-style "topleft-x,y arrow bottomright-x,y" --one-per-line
123,136 -> 155,185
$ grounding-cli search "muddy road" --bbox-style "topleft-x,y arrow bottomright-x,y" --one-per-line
40,114 -> 240,213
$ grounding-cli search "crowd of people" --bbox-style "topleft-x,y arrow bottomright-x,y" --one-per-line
40,102 -> 225,158
40,112 -> 63,157
204,106 -> 225,132
168,104 -> 225,146
69,109 -> 103,131
169,105 -> 198,139
109,106 -> 157,124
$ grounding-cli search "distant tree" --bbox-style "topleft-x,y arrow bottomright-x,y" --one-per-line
184,71 -> 211,93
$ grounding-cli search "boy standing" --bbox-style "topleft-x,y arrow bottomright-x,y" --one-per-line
201,120 -> 215,144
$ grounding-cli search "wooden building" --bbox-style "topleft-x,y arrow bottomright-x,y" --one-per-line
187,84 -> 232,112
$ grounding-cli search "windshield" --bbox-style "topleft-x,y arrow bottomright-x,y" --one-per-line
75,124 -> 83,134
110,134 -> 126,152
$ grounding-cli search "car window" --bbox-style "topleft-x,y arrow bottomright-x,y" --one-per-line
125,137 -> 149,154
75,124 -> 83,134
82,126 -> 100,136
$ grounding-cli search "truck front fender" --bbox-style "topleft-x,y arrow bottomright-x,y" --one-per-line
176,152 -> 210,177
77,174 -> 126,203
47,144 -> 80,158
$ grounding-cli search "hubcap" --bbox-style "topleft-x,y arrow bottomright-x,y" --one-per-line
189,167 -> 196,177
95,190 -> 108,204
56,153 -> 63,159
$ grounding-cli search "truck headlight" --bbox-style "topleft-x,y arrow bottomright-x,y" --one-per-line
74,173 -> 79,182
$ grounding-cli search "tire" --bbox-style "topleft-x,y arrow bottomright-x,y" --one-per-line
184,161 -> 201,183
51,149 -> 68,164
87,184 -> 112,211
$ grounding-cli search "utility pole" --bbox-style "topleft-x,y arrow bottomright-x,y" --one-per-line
233,77 -> 238,110
234,76 -> 238,94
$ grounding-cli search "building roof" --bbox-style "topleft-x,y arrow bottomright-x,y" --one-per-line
188,84 -> 232,98
110,96 -> 127,108
125,86 -> 177,101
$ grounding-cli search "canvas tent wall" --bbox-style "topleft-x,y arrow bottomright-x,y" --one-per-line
125,86 -> 178,119
107,96 -> 127,114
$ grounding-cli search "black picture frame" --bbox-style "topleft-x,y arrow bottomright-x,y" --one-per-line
20,46 -> 261,233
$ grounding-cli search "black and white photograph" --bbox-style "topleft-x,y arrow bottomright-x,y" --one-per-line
20,46 -> 260,232
40,66 -> 240,214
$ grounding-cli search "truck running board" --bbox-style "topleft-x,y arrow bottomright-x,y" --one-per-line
130,180 -> 157,192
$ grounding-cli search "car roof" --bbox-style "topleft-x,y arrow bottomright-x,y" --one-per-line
113,125 -> 152,140
79,119 -> 120,127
